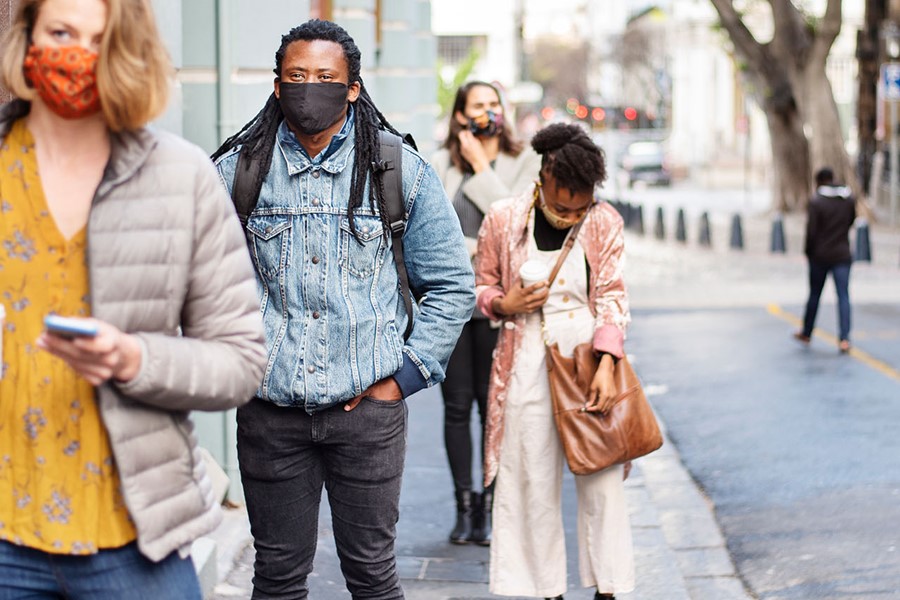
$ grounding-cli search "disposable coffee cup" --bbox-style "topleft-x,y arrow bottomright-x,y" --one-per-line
519,259 -> 550,287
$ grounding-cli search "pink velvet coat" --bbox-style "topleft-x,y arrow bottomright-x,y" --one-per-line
474,185 -> 630,487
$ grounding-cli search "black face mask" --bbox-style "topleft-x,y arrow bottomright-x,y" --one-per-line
278,82 -> 349,135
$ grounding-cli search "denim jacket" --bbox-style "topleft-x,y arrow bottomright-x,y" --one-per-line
216,119 -> 474,411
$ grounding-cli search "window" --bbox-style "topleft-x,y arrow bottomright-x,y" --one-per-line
437,35 -> 487,66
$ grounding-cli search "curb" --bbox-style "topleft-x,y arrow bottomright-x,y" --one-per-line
635,420 -> 754,599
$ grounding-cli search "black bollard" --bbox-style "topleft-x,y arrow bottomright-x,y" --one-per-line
698,212 -> 712,247
730,214 -> 744,249
632,204 -> 645,235
621,202 -> 633,229
854,218 -> 872,262
675,208 -> 687,243
654,206 -> 665,240
770,213 -> 786,253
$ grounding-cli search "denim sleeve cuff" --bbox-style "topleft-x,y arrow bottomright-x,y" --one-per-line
593,325 -> 625,360
394,353 -> 428,398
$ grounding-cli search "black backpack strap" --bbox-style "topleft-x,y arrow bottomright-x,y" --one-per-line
378,129 -> 414,340
232,147 -> 263,225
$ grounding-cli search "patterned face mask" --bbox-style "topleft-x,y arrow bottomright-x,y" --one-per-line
535,185 -> 585,230
467,110 -> 503,137
23,45 -> 102,119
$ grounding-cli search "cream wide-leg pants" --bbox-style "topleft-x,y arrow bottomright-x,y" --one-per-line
489,241 -> 635,598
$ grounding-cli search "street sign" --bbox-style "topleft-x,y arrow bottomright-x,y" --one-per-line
883,63 -> 900,101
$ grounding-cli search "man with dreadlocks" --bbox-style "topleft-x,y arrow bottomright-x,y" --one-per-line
212,19 -> 474,600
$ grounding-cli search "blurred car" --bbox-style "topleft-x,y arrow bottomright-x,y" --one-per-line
619,140 -> 671,188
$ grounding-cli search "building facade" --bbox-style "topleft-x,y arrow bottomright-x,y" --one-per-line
0,0 -> 438,500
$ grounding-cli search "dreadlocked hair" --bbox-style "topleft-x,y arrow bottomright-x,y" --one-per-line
530,123 -> 606,195
210,19 -> 402,242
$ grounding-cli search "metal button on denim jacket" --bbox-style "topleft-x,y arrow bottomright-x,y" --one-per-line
216,120 -> 475,412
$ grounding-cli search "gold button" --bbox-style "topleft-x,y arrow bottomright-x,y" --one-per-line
569,312 -> 574,319
562,295 -> 570,303
558,278 -> 566,286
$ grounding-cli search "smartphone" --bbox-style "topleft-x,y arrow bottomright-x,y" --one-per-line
44,315 -> 99,339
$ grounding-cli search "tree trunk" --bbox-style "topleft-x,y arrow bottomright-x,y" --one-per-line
801,65 -> 861,202
763,90 -> 811,212
709,0 -> 850,213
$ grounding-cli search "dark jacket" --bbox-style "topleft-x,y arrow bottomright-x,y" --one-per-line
804,184 -> 856,265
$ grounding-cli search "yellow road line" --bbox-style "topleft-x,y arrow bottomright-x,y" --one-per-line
767,303 -> 900,382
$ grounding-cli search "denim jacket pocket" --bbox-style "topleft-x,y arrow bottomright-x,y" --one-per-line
246,216 -> 292,280
339,216 -> 386,278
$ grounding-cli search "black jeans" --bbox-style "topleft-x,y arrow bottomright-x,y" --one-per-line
439,319 -> 498,492
237,397 -> 408,600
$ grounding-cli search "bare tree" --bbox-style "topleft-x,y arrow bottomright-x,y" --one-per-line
528,37 -> 589,107
711,0 -> 855,212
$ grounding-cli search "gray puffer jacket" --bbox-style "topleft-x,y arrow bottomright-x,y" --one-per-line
0,102 -> 266,562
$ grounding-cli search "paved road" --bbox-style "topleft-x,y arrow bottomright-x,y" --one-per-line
210,186 -> 900,599
625,224 -> 900,600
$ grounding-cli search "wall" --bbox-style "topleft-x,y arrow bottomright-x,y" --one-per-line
168,0 -> 439,499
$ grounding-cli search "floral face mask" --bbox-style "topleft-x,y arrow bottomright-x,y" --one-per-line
23,45 -> 102,119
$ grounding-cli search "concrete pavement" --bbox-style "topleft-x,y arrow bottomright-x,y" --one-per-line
203,185 -> 900,599
207,387 -> 752,600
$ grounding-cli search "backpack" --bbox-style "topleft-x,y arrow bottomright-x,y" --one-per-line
229,129 -> 418,340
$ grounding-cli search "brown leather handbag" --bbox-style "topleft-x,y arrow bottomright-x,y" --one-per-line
541,218 -> 662,476
545,342 -> 662,475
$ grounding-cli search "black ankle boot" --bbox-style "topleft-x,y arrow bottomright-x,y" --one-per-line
544,596 -> 564,600
470,489 -> 492,546
449,490 -> 476,544
594,592 -> 615,599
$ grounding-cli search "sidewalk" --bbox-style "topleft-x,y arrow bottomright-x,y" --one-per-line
205,386 -> 753,600
612,184 -> 900,269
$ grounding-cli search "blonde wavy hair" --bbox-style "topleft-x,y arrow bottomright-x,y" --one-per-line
0,0 -> 173,131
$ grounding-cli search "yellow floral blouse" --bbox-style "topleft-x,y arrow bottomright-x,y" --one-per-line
0,119 -> 136,554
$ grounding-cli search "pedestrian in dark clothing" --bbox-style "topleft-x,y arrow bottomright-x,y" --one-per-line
794,167 -> 857,353
432,80 -> 541,546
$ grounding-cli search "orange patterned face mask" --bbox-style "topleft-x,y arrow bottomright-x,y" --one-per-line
23,45 -> 101,119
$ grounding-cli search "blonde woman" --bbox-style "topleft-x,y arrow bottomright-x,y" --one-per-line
0,0 -> 265,597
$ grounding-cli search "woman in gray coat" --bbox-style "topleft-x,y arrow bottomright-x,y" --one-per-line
0,0 -> 265,597
432,81 -> 541,546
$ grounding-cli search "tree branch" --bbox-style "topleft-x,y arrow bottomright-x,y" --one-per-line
709,0 -> 769,73
769,0 -> 810,68
811,0 -> 843,65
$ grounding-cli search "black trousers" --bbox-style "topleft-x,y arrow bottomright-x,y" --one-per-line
439,319 -> 499,492
237,397 -> 407,599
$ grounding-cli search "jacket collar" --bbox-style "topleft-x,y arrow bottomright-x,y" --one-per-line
276,109 -> 355,176
511,183 -> 539,246
98,127 -> 158,198
816,184 -> 852,199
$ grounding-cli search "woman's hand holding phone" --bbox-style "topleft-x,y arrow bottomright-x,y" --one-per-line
38,317 -> 142,385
